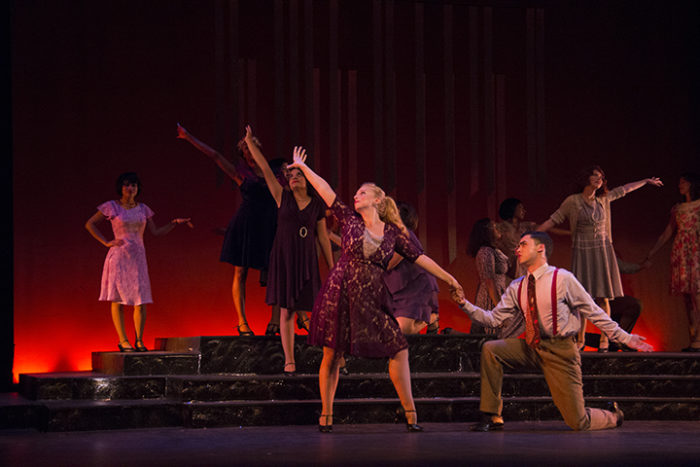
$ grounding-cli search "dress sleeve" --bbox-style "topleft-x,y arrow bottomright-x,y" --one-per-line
476,247 -> 496,283
140,203 -> 155,219
314,196 -> 327,221
97,201 -> 116,219
606,186 -> 627,202
329,196 -> 356,227
393,227 -> 423,262
549,195 -> 575,225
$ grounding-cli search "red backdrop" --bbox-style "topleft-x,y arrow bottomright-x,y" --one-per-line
11,0 -> 699,380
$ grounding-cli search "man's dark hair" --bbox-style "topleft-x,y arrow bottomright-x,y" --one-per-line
521,230 -> 553,259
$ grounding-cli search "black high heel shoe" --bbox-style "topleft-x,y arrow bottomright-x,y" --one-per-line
236,324 -> 254,336
404,410 -> 423,432
134,340 -> 148,352
265,323 -> 280,336
296,316 -> 310,333
117,342 -> 135,352
284,362 -> 297,376
318,414 -> 333,433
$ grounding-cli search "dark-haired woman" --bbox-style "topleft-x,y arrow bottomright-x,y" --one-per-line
538,166 -> 662,351
243,126 -> 334,374
645,172 -> 700,351
177,123 -> 280,336
468,218 -> 523,338
85,173 -> 192,351
494,198 -> 537,281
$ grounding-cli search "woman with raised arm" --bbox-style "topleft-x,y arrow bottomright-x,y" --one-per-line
177,123 -> 280,336
644,172 -> 700,351
537,166 -> 662,351
85,172 -> 192,351
287,147 -> 464,433
242,126 -> 334,374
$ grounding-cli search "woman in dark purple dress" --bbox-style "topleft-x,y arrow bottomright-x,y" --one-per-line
177,124 -> 279,336
288,147 -> 464,433
243,126 -> 334,374
383,202 -> 440,334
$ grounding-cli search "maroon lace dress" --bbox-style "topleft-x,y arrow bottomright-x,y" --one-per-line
308,197 -> 423,357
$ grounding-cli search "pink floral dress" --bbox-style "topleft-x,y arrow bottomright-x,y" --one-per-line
670,199 -> 700,295
98,200 -> 154,305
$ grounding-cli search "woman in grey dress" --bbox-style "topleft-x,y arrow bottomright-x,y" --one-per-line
538,166 -> 662,351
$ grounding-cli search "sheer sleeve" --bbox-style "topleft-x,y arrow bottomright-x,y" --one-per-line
329,196 -> 357,228
393,226 -> 423,262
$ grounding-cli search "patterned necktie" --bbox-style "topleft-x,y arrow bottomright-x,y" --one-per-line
525,274 -> 541,348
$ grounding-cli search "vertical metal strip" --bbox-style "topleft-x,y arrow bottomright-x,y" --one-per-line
483,7 -> 495,195
274,0 -> 286,158
348,70 -> 358,197
329,0 -> 340,189
313,68 -> 321,173
304,0 -> 314,149
444,4 -> 457,264
384,0 -> 396,195
214,0 -> 226,187
415,2 -> 428,246
468,6 -> 479,196
495,74 -> 507,215
526,8 -> 537,191
373,0 -> 384,186
229,1 -> 240,144
536,8 -> 546,189
288,0 -> 300,146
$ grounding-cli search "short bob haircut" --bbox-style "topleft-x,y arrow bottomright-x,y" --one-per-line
498,197 -> 522,221
573,165 -> 608,197
520,230 -> 553,260
115,172 -> 142,197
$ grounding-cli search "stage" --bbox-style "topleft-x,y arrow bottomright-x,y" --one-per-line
2,421 -> 700,466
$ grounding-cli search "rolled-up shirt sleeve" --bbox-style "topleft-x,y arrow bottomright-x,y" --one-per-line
459,279 -> 522,329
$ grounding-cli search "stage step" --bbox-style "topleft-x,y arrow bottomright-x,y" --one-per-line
5,335 -> 700,431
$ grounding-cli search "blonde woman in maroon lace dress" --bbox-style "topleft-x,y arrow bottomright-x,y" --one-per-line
288,147 -> 464,433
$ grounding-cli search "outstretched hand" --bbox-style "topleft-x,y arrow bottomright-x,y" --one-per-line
287,146 -> 308,170
176,123 -> 189,139
172,218 -> 194,228
626,334 -> 653,352
646,177 -> 663,187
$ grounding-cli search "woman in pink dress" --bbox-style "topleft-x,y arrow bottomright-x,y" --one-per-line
288,147 -> 464,433
85,172 -> 192,352
645,172 -> 700,351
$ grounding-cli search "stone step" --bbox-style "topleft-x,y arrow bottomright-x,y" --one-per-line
19,371 -> 700,401
91,351 -> 200,376
8,395 -> 699,431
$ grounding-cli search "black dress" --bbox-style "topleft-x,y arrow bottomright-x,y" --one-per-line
220,172 -> 278,276
265,190 -> 326,310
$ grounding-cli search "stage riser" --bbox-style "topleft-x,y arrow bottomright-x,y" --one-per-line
20,373 -> 700,401
19,399 -> 700,432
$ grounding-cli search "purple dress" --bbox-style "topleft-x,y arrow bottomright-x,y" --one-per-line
220,167 -> 278,273
97,201 -> 154,306
265,190 -> 326,310
308,198 -> 423,358
383,230 -> 439,324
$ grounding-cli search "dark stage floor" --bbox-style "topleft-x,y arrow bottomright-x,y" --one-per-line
2,421 -> 699,466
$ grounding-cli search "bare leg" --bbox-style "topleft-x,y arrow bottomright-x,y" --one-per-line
595,298 -> 611,350
396,317 -> 428,335
232,266 -> 251,332
280,307 -> 296,372
133,304 -> 147,344
388,349 -> 418,424
110,302 -> 132,349
686,293 -> 700,348
268,305 -> 280,331
319,346 -> 342,426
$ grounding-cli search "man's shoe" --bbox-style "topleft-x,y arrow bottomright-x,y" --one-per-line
606,401 -> 624,427
470,413 -> 504,432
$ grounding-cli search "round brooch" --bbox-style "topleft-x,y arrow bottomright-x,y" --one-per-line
299,226 -> 308,238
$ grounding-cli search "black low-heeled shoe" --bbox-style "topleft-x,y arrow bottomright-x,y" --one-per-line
236,324 -> 254,336
404,410 -> 423,432
296,316 -> 310,333
318,414 -> 333,433
265,323 -> 280,336
134,340 -> 148,352
117,342 -> 135,352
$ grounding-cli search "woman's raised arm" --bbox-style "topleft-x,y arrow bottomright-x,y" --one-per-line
243,125 -> 283,206
177,123 -> 243,185
287,146 -> 336,207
